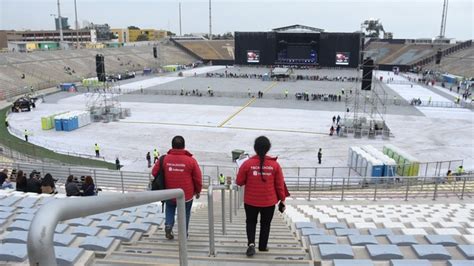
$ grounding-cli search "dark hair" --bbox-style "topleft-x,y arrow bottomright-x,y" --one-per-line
254,136 -> 271,180
41,173 -> 55,188
16,170 -> 26,184
172,135 -> 185,149
67,175 -> 74,183
84,176 -> 94,185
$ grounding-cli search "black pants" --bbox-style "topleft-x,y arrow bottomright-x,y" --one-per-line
244,204 -> 275,250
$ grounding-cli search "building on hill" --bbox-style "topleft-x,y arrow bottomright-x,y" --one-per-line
0,29 -> 97,50
112,28 -> 167,43
55,17 -> 70,30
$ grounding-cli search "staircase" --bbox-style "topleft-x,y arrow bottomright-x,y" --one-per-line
95,192 -> 312,265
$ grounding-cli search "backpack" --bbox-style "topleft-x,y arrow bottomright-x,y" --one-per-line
151,155 -> 166,190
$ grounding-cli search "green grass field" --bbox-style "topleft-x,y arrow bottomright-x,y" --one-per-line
1,106 -> 116,169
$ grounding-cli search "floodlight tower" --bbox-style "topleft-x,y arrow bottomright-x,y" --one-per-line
57,0 -> 64,43
179,2 -> 182,36
209,0 -> 212,40
439,0 -> 449,38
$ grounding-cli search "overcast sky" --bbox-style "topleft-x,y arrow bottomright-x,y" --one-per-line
0,0 -> 472,40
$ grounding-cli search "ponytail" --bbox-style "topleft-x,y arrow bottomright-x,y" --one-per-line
254,136 -> 271,181
259,154 -> 265,178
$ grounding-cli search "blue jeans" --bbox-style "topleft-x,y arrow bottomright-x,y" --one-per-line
165,200 -> 193,233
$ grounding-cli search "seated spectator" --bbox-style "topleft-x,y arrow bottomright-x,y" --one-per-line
0,168 -> 8,186
41,173 -> 56,194
15,170 -> 27,192
2,177 -> 13,189
82,176 -> 96,196
65,175 -> 81,196
26,170 -> 42,194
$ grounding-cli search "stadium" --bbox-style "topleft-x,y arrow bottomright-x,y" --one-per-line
0,0 -> 473,265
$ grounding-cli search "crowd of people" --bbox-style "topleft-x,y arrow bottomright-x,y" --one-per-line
206,72 -> 263,79
295,92 -> 347,102
204,71 -> 359,83
0,168 -> 97,196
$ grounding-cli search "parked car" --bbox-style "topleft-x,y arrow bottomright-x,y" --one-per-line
11,97 -> 36,112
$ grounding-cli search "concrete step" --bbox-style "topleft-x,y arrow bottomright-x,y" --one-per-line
142,236 -> 303,246
128,241 -> 306,250
118,245 -> 309,258
146,231 -> 298,241
98,251 -> 314,265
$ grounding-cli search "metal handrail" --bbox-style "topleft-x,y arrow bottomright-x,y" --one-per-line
207,184 -> 241,257
27,190 -> 188,266
304,175 -> 473,201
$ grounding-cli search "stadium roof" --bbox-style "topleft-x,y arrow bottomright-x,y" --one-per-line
272,24 -> 324,33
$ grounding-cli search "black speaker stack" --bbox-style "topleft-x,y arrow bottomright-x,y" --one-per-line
435,50 -> 442,65
95,54 -> 106,82
361,58 -> 375,91
153,47 -> 157,58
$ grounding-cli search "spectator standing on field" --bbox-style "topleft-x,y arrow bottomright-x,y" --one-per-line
146,152 -> 151,168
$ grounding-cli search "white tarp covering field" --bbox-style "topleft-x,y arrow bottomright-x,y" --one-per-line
7,69 -> 474,173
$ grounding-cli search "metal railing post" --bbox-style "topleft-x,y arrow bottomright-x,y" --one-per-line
421,176 -> 426,191
208,186 -> 215,256
433,180 -> 439,201
330,176 -> 334,190
28,190 -> 188,266
229,186 -> 233,223
221,188 -> 226,235
405,178 -> 410,201
340,178 -> 345,201
297,167 -> 300,191
373,178 -> 378,201
120,171 -> 125,193
308,178 -> 312,201
460,177 -> 467,200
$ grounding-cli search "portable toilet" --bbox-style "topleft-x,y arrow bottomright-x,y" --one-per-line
357,151 -> 368,176
383,158 -> 397,177
351,148 -> 361,172
371,158 -> 384,177
62,117 -> 70,131
348,147 -> 355,167
41,117 -> 52,130
54,118 -> 63,131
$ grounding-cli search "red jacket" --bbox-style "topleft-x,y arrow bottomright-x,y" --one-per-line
152,149 -> 202,202
236,155 -> 287,207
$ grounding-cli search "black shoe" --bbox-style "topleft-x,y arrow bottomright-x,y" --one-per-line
258,247 -> 269,252
165,227 -> 174,240
246,244 -> 256,257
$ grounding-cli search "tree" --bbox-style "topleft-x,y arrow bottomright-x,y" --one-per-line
167,31 -> 176,37
128,26 -> 140,30
136,34 -> 149,41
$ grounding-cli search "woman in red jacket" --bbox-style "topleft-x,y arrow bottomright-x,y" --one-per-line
236,136 -> 287,257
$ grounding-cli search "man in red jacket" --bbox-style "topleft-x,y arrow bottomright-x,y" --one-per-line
152,136 -> 202,240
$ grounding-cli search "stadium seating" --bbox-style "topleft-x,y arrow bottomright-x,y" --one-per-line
175,40 -> 235,61
0,43 -> 196,100
285,203 -> 473,264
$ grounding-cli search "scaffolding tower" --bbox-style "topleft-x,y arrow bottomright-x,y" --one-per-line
343,62 -> 390,139
85,82 -> 130,123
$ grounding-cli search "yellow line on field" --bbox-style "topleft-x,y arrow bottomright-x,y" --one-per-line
119,120 -> 216,128
217,81 -> 278,127
120,120 -> 327,135
224,125 -> 327,135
